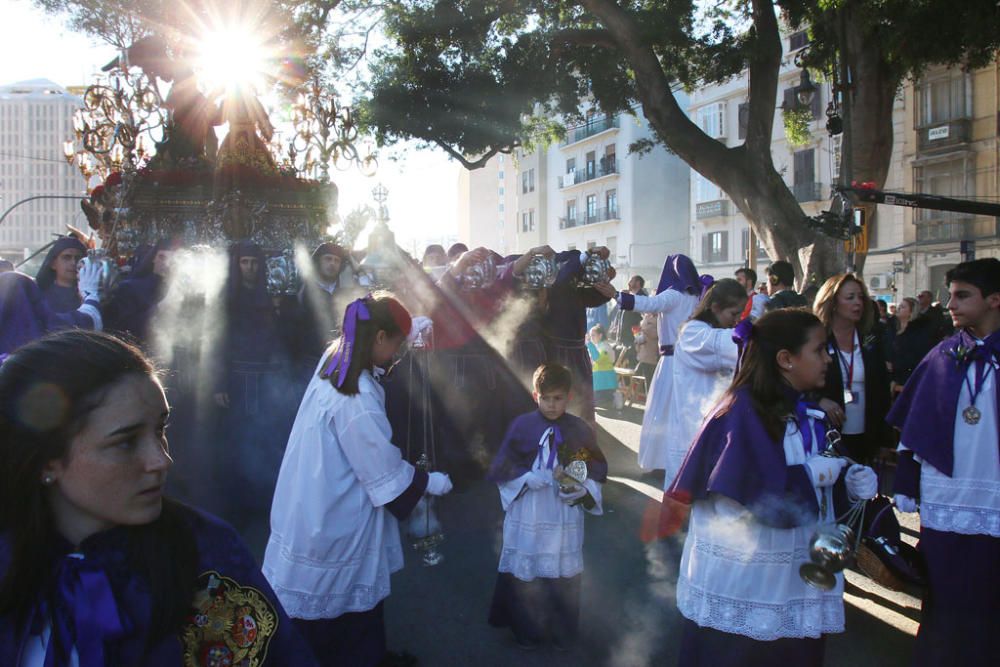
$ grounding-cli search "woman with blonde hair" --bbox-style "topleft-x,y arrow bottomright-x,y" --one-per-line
812,274 -> 891,464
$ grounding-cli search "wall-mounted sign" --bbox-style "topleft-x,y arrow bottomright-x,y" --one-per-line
928,125 -> 950,141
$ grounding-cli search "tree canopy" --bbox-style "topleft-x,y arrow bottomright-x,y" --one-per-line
37,0 -> 1000,279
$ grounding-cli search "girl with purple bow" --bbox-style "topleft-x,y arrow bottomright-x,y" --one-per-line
661,278 -> 747,490
667,309 -> 878,667
0,330 -> 317,666
594,254 -> 712,471
263,292 -> 453,667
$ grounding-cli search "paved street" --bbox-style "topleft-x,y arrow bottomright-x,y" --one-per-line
384,403 -> 921,666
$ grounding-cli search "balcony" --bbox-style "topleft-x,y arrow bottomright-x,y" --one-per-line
561,116 -> 620,147
793,181 -> 823,203
916,117 -> 972,154
559,160 -> 619,188
559,206 -> 622,229
696,199 -> 734,219
914,213 -> 998,242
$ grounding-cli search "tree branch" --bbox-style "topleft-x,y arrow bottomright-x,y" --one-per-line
433,141 -> 512,170
576,0 -> 731,176
744,0 -> 783,160
550,28 -> 617,50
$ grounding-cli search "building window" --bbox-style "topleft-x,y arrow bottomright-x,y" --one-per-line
913,157 -> 973,224
702,231 -> 729,264
606,189 -> 618,217
788,31 -> 810,51
695,173 -> 723,203
521,209 -> 535,232
696,102 -> 726,139
741,228 -> 769,261
606,236 -> 617,260
566,199 -> 577,224
499,203 -> 504,213
566,158 -> 576,175
522,171 -> 529,194
602,144 -> 616,174
792,149 -> 819,201
586,194 -> 597,221
738,102 -> 749,141
529,168 -> 535,192
585,151 -> 596,180
917,70 -> 970,126
498,186 -> 504,196
586,240 -> 597,249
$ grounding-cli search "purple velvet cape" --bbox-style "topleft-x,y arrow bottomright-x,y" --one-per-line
486,410 -> 608,484
0,272 -> 95,356
886,329 -> 1000,478
667,387 -> 830,529
0,505 -> 318,666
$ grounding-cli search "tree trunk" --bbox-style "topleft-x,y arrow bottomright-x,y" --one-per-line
841,7 -> 901,276
583,0 -> 843,286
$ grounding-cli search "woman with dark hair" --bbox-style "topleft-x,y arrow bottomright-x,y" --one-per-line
667,309 -> 878,666
812,274 -> 892,464
34,236 -> 87,313
889,296 -> 935,394
0,329 -> 316,664
662,278 -> 747,488
264,292 -> 454,667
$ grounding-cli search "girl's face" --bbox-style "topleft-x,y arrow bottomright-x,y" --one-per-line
591,330 -> 603,342
372,330 -> 407,367
834,280 -> 865,325
712,300 -> 747,329
43,374 -> 172,545
780,326 -> 831,392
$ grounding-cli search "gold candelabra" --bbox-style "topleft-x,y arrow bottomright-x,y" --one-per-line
62,69 -> 168,181
287,77 -> 377,181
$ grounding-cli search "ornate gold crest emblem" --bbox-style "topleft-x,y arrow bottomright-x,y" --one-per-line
182,571 -> 278,667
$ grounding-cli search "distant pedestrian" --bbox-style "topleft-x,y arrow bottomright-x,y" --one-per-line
586,324 -> 617,408
764,261 -> 808,311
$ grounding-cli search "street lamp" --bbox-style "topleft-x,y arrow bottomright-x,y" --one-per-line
796,69 -> 817,107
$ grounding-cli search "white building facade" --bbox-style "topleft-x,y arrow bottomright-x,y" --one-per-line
458,103 -> 692,283
0,79 -> 85,261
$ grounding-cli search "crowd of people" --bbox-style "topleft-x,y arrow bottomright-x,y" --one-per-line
0,232 -> 997,666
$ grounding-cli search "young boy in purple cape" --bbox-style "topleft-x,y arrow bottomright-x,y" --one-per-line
487,363 -> 608,650
666,309 -> 878,667
888,258 -> 1000,666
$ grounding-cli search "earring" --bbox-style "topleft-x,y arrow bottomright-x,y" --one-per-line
42,475 -> 54,485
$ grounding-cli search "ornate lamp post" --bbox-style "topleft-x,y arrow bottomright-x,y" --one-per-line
287,77 -> 377,181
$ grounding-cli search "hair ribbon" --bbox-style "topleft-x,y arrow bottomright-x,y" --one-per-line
322,297 -> 371,387
699,274 -> 715,298
732,317 -> 754,374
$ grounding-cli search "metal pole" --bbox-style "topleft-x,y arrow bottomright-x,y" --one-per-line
0,195 -> 83,228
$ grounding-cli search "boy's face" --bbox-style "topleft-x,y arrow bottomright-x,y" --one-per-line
534,388 -> 570,421
946,280 -> 1000,331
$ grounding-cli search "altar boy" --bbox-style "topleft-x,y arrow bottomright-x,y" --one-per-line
486,363 -> 607,649
888,258 -> 1000,666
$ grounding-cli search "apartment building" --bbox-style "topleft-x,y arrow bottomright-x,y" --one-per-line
0,79 -> 85,260
458,104 -> 691,283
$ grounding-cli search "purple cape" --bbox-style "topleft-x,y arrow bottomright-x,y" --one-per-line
667,387 -> 825,528
886,329 -> 1000,476
486,410 -> 608,484
0,272 -> 94,355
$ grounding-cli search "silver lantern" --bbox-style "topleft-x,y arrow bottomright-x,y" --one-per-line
580,252 -> 612,285
521,254 -> 558,289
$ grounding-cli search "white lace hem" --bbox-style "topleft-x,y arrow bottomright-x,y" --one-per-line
920,502 -> 1000,536
498,549 -> 584,581
677,576 -> 844,641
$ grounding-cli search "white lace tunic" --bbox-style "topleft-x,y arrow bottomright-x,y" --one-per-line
677,409 -> 845,640
497,427 -> 603,581
264,368 -> 415,619
901,341 -> 1000,537
629,289 -> 700,470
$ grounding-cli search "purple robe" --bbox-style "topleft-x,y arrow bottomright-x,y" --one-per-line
887,328 -> 1000,666
0,272 -> 96,357
0,504 -> 318,666
667,387 -> 831,528
887,329 -> 1000,476
486,409 -> 608,484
